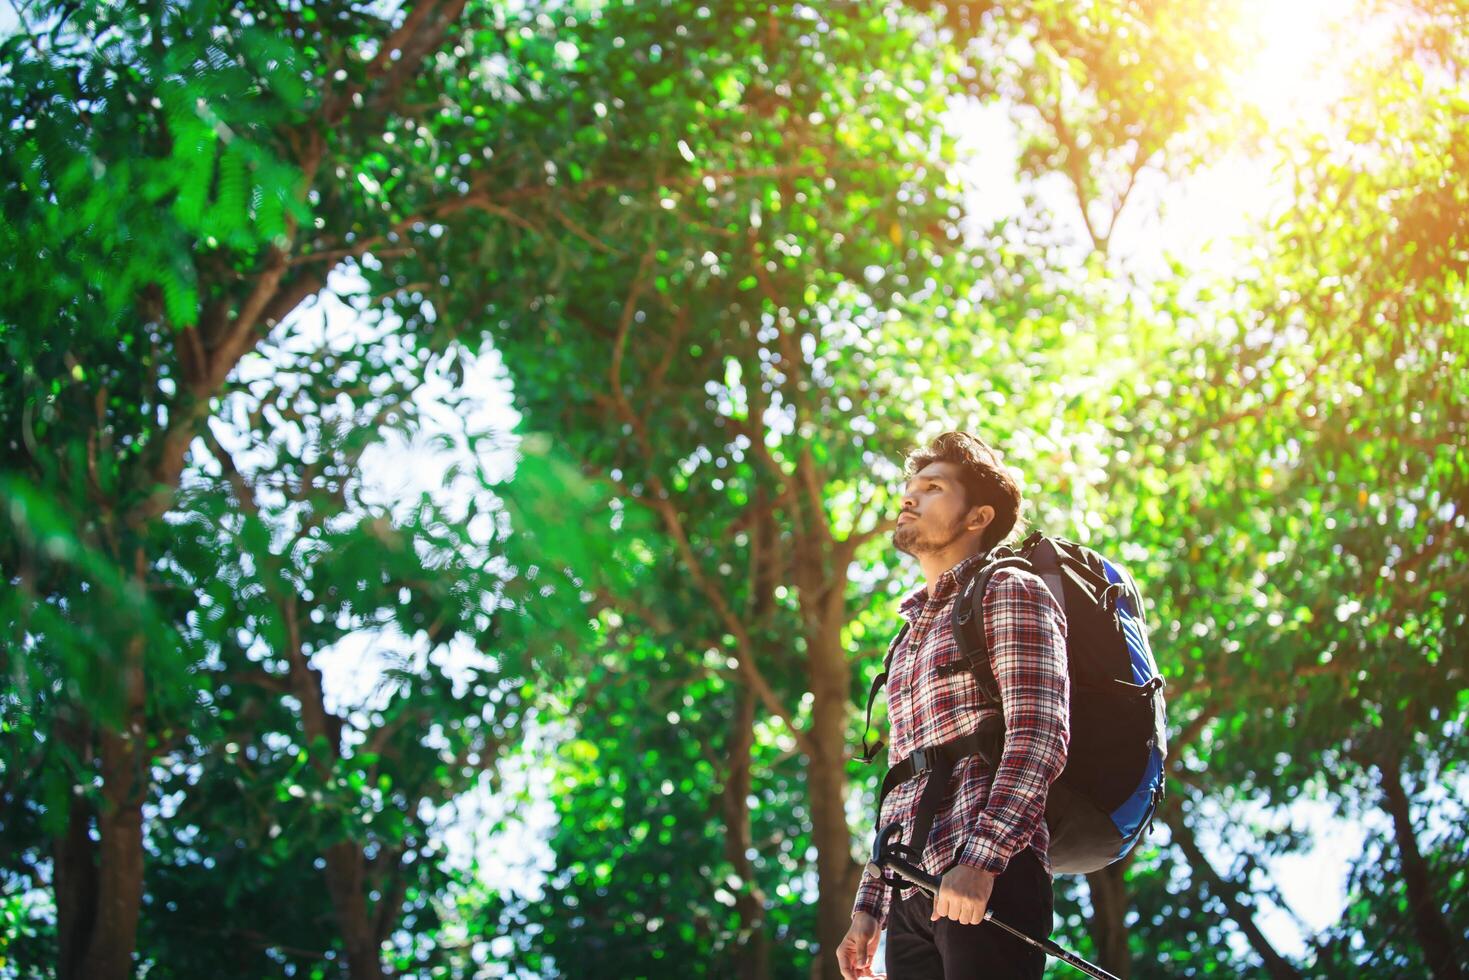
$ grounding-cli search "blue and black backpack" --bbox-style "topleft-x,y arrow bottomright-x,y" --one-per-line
960,531 -> 1167,873
861,530 -> 1168,876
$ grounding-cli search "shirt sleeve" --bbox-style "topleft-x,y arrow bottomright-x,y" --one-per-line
851,865 -> 889,924
956,567 -> 1070,874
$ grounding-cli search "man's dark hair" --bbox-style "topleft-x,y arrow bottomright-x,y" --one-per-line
904,431 -> 1025,553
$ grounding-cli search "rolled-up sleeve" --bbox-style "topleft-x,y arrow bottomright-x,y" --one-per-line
851,866 -> 888,924
956,569 -> 1070,874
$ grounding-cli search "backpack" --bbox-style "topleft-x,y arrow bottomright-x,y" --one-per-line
860,530 -> 1168,876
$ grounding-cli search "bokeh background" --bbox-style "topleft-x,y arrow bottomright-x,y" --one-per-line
1,1 -> 1465,977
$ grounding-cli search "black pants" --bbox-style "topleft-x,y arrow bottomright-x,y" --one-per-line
885,847 -> 1054,979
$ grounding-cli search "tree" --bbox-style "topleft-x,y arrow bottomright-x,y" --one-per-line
1098,1 -> 1469,973
1,1 -> 597,972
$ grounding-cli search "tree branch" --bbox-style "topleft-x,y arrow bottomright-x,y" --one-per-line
602,251 -> 811,754
1163,800 -> 1302,980
1036,101 -> 1106,254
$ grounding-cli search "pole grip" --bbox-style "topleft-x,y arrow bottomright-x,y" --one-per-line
867,854 -> 941,896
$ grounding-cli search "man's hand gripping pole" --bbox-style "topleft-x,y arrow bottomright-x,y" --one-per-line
864,822 -> 1121,980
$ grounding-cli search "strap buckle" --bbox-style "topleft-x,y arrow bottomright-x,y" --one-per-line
908,747 -> 930,776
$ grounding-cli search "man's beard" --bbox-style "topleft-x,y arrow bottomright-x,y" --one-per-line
892,514 -> 969,557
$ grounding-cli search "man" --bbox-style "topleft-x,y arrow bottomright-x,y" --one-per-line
837,431 -> 1070,980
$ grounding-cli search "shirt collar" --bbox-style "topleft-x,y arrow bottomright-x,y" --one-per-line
898,551 -> 987,621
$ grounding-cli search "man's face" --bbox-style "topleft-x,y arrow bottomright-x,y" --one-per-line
893,461 -> 985,557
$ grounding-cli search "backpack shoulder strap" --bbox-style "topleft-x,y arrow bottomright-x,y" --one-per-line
950,554 -> 1034,716
858,621 -> 911,764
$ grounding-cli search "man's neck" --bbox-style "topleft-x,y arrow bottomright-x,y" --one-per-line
918,545 -> 985,595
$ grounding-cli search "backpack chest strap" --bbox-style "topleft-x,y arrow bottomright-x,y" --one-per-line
874,719 -> 1004,878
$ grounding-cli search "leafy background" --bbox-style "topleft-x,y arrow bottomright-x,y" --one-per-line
1,1 -> 1465,978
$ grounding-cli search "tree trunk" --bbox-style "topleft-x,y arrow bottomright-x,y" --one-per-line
805,588 -> 858,980
1377,754 -> 1465,980
322,840 -> 385,980
722,684 -> 772,980
1166,808 -> 1300,980
79,724 -> 147,980
283,598 -> 386,980
1085,860 -> 1133,978
75,548 -> 151,980
53,717 -> 97,980
807,690 -> 855,980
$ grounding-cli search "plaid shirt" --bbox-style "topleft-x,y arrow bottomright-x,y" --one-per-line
852,553 -> 1070,924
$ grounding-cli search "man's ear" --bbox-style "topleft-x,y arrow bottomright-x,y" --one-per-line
967,504 -> 995,532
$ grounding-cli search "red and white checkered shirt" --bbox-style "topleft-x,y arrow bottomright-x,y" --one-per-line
852,552 -> 1070,924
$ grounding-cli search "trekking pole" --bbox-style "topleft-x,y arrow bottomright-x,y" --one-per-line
865,824 -> 1121,980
